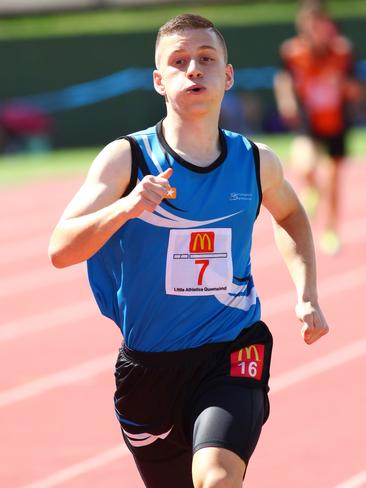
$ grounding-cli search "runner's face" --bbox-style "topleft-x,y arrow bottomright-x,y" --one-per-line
299,13 -> 335,52
154,28 -> 233,115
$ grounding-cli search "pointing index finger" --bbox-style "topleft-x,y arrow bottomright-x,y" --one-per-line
160,168 -> 173,180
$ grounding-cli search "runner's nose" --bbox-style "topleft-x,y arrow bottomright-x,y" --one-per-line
186,60 -> 203,79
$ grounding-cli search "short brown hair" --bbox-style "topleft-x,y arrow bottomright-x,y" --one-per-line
155,13 -> 228,65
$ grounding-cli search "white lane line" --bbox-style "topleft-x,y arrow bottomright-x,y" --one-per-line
0,260 -> 364,406
20,445 -> 129,488
0,300 -> 93,342
0,236 -> 49,265
1,241 -> 362,301
253,214 -> 366,269
0,261 -> 365,408
1,331 -> 365,410
333,470 -> 366,488
262,263 -> 366,317
2,249 -> 366,343
0,218 -> 55,244
0,353 -> 116,408
9,261 -> 366,485
11,212 -> 366,267
0,265 -> 82,299
1,260 -> 365,406
271,337 -> 366,392
14,342 -> 366,488
19,444 -> 129,488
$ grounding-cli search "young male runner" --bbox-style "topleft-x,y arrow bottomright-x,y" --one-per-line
49,14 -> 329,488
274,5 -> 362,254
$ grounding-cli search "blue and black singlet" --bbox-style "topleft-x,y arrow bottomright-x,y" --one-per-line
87,121 -> 262,352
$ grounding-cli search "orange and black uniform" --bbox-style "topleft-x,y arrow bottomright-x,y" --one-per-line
280,34 -> 356,157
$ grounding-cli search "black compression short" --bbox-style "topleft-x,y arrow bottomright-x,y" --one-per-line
311,131 -> 347,159
114,320 -> 273,488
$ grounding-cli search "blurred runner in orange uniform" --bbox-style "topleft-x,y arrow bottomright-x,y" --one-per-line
275,4 -> 363,254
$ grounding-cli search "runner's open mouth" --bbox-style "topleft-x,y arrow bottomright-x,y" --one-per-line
186,86 -> 205,93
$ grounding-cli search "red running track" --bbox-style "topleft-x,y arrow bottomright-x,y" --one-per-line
0,161 -> 365,488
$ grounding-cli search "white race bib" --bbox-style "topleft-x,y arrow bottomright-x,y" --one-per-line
165,228 -> 233,296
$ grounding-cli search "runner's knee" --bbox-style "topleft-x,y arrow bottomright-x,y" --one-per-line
192,448 -> 245,488
193,466 -> 241,488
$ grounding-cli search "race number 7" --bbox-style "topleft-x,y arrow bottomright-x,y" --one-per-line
195,259 -> 209,285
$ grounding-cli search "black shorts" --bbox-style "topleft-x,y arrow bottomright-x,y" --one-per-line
310,131 -> 347,159
114,321 -> 273,488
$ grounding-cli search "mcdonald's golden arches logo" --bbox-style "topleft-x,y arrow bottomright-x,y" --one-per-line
238,345 -> 260,362
189,232 -> 215,253
230,343 -> 265,380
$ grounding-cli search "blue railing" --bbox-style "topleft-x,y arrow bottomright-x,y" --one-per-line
13,61 -> 366,113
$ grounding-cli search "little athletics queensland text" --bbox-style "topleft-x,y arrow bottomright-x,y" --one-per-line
174,286 -> 228,292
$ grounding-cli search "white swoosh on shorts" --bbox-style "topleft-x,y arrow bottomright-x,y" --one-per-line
122,426 -> 174,447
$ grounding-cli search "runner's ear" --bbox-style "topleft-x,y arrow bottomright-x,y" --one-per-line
153,70 -> 166,96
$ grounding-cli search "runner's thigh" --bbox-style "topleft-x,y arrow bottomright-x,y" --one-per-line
191,383 -> 267,465
131,446 -> 194,488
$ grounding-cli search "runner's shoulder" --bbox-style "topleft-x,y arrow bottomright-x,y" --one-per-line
280,36 -> 307,60
255,142 -> 284,194
86,137 -> 132,189
332,35 -> 354,56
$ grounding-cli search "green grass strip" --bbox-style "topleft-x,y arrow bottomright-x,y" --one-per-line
1,128 -> 365,187
258,127 -> 366,161
0,147 -> 98,186
0,1 -> 365,40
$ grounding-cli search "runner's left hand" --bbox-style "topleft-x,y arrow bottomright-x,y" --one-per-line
295,301 -> 330,345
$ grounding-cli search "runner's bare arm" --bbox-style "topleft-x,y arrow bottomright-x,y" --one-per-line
258,143 -> 329,344
48,139 -> 172,268
273,70 -> 300,129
